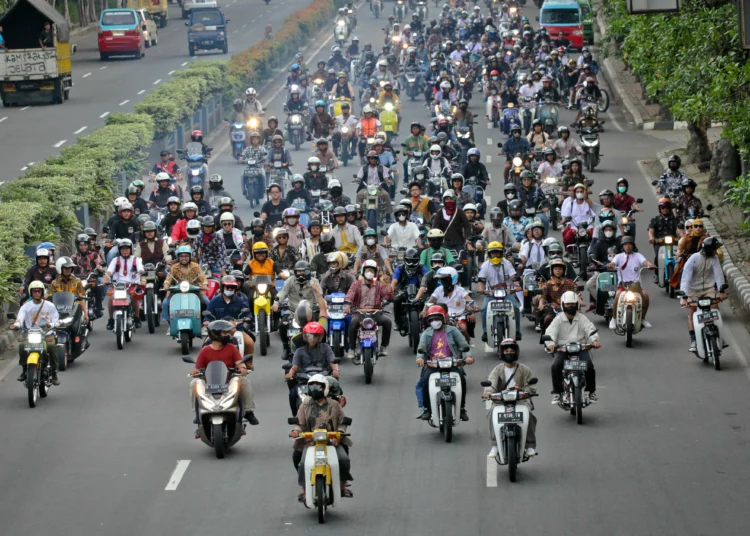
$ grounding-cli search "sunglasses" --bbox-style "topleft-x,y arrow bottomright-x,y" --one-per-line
693,225 -> 704,229
222,222 -> 233,226
277,235 -> 288,240
685,226 -> 693,229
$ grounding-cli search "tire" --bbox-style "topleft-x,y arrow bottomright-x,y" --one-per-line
212,423 -> 225,459
222,44 -> 228,54
116,316 -> 124,350
408,310 -> 420,351
180,330 -> 190,355
57,345 -> 67,372
625,308 -> 633,348
493,317 -> 505,349
586,153 -> 594,172
258,310 -> 268,356
189,47 -> 195,57
598,89 -> 610,113
507,434 -> 518,482
575,385 -> 583,425
578,248 -> 588,280
294,135 -> 301,151
27,364 -> 38,408
367,209 -> 378,233
124,317 -> 132,342
145,36 -> 151,48
711,335 -> 721,370
146,290 -> 156,334
363,347 -> 373,384
331,330 -> 343,358
100,52 -> 108,61
549,202 -> 557,230
442,398 -> 453,443
53,79 -> 64,104
667,264 -> 675,298
64,88 -> 70,101
316,474 -> 326,524
342,143 -> 349,167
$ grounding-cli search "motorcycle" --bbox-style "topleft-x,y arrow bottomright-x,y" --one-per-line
242,158 -> 266,206
168,281 -> 203,355
579,124 -> 602,172
620,200 -> 643,239
591,261 -> 617,325
52,291 -> 88,371
378,100 -> 400,142
178,145 -> 211,189
484,288 -> 516,354
404,68 -> 421,101
569,221 -> 593,279
334,19 -> 348,47
110,283 -> 137,350
519,97 -> 534,135
229,121 -> 247,160
500,104 -> 520,136
463,175 -> 486,218
395,0 -> 405,22
613,267 -> 653,347
288,414 -> 353,523
268,159 -> 290,194
10,322 -> 55,408
143,261 -> 166,334
184,354 -> 253,459
455,125 -> 474,167
540,175 -> 560,230
521,263 -> 543,324
326,293 -> 348,357
507,153 -> 526,185
397,282 -> 421,352
678,286 -> 727,370
354,307 -> 389,384
291,197 -> 311,228
537,98 -> 559,137
373,0 -> 381,18
417,1 -> 428,20
252,275 -> 274,356
547,341 -> 593,425
481,377 -> 539,482
336,125 -> 357,167
656,236 -> 678,298
286,111 -> 307,151
420,353 -> 467,443
486,88 -> 501,128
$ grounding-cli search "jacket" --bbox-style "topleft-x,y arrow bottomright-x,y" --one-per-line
207,293 -> 251,320
292,398 -> 352,451
430,209 -> 472,247
484,362 -> 536,409
545,312 -> 600,347
276,276 -> 320,312
417,325 -> 468,360
680,252 -> 725,296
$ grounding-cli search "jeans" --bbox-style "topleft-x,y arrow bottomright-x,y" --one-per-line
551,350 -> 596,394
348,312 -> 392,351
162,294 -> 210,322
295,445 -> 352,486
420,366 -> 467,411
482,296 -> 521,335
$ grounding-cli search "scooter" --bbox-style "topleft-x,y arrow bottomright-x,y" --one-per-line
286,111 -> 307,151
52,291 -> 88,371
288,415 -> 353,523
230,121 -> 247,160
143,261 -> 165,334
613,267 -> 653,347
519,97 -> 534,135
379,100 -> 400,142
326,293 -> 348,357
500,105 -> 520,135
455,125 -> 474,167
168,281 -> 203,355
242,159 -> 265,207
484,288 -> 516,354
395,0 -> 405,22
546,341 -> 593,425
184,354 -> 252,459
252,275 -> 274,356
678,286 -> 727,370
421,352 -> 467,443
540,175 -> 560,230
354,307 -> 389,384
395,282 -> 421,352
656,236 -> 678,298
487,88 -> 501,128
111,283 -> 136,350
481,377 -> 539,482
537,98 -> 559,137
591,260 -> 617,325
620,201 -> 643,239
404,68 -> 421,100
579,125 -> 602,172
521,263 -> 543,324
569,221 -> 592,279
334,19 -> 348,47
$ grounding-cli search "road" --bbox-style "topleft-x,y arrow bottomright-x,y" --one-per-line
2,5 -> 750,536
0,0 -> 313,177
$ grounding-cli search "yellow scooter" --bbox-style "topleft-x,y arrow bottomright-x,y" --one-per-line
252,275 -> 273,355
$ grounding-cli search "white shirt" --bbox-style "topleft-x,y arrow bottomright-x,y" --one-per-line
520,239 -> 545,264
430,285 -> 470,316
14,299 -> 59,330
537,161 -> 562,179
107,255 -> 144,285
562,199 -> 595,227
478,259 -> 516,288
519,84 -> 536,99
503,366 -> 516,389
611,252 -> 647,285
680,252 -> 725,296
387,221 -> 420,249
357,164 -> 390,185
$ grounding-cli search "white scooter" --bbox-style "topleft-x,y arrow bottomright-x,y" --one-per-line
421,352 -> 467,443
484,288 -> 516,355
482,378 -> 539,482
678,286 -> 727,370
613,267 -> 654,347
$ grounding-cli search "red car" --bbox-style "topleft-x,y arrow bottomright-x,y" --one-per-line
98,8 -> 145,60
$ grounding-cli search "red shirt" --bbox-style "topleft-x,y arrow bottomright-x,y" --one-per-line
195,344 -> 242,370
613,194 -> 636,213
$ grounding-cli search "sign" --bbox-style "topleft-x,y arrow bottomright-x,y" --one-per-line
740,0 -> 750,50
627,0 -> 680,14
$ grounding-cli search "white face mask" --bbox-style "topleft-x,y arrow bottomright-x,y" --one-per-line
575,192 -> 584,200
604,230 -> 614,238
224,289 -> 235,297
288,218 -> 298,226
431,153 -> 441,160
366,238 -> 376,246
430,320 -> 443,330
364,271 -> 375,280
398,215 -> 407,222
506,193 -> 514,199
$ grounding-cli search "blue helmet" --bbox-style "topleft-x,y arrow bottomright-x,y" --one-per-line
291,64 -> 300,72
468,148 -> 480,158
38,242 -> 56,252
176,245 -> 192,257
315,100 -> 326,107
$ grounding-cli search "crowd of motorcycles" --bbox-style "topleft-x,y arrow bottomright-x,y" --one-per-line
7,0 -> 733,523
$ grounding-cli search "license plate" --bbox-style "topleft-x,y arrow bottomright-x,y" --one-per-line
26,343 -> 45,352
112,299 -> 129,307
147,271 -> 156,279
360,330 -> 377,341
564,360 -> 587,371
599,285 -> 615,292
112,31 -> 124,36
697,311 -> 719,324
497,412 -> 523,423
435,377 -> 457,387
274,162 -> 282,168
490,300 -> 512,311
206,384 -> 228,393
175,310 -> 194,318
247,159 -> 256,165
203,40 -> 214,45
329,304 -> 345,313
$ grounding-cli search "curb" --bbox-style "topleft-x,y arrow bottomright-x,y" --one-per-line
643,120 -> 725,131
655,151 -> 750,315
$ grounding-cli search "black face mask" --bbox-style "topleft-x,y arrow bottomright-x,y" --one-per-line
309,386 -> 325,400
429,239 -> 443,250
252,228 -> 264,237
704,249 -> 716,258
563,305 -> 577,316
501,352 -> 517,364
220,334 -> 233,344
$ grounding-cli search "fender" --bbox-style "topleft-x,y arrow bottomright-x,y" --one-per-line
56,331 -> 69,345
330,319 -> 345,331
571,373 -> 581,387
503,424 -> 518,438
114,310 -> 123,318
310,463 -> 332,485
177,320 -> 193,331
255,294 -> 270,311
26,352 -> 41,366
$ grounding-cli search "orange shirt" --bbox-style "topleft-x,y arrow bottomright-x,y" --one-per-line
248,258 -> 274,276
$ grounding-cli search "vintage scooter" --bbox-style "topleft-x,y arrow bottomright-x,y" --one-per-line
656,235 -> 678,298
484,288 -> 516,354
168,281 -> 203,355
544,338 -> 593,425
677,285 -> 728,370
111,283 -> 137,350
420,352 -> 467,443
613,267 -> 654,348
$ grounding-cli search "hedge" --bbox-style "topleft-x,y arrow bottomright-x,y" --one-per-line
0,0 -> 344,306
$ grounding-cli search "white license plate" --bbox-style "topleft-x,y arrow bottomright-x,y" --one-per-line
435,377 -> 457,387
490,300 -> 512,311
497,412 -> 523,423
564,360 -> 587,371
697,311 -> 719,324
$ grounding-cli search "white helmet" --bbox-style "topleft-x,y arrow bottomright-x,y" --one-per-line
404,24 -> 411,30
542,237 -> 558,248
442,189 -> 456,200
307,156 -> 321,166
182,202 -> 199,214
155,172 -> 171,182
437,266 -> 458,285
307,374 -> 329,396
220,212 -> 235,224
560,291 -> 579,306
463,203 -> 477,213
328,179 -> 342,190
440,81 -> 451,91
245,87 -> 256,96
430,144 -> 442,159
114,196 -> 128,209
119,201 -> 133,212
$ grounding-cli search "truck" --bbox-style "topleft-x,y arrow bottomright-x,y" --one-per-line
0,0 -> 75,106
126,0 -> 169,28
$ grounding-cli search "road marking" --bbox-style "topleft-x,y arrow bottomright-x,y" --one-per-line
486,137 -> 492,146
181,61 -> 189,66
168,70 -> 175,75
606,110 -> 624,132
138,89 -> 146,95
0,116 -> 6,123
487,121 -> 493,129
100,66 -> 108,70
74,126 -> 87,134
82,72 -> 92,78
119,100 -> 129,106
153,79 -> 162,85
100,111 -> 110,118
164,460 -> 191,491
20,162 -> 34,171
232,30 -> 238,34
20,166 -> 27,171
20,106 -> 30,111
242,23 -> 247,28
53,140 -> 67,148
486,453 -> 497,487
486,155 -> 492,163
251,18 -> 256,22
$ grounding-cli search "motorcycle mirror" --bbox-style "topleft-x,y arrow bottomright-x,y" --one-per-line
497,142 -> 504,148
585,178 -> 594,187
461,345 -> 470,352
331,358 -> 342,365
287,417 -> 299,425
651,179 -> 658,186
675,290 -> 685,297
528,377 -> 539,385
480,380 -> 492,387
201,311 -> 213,317
541,334 -> 552,342
706,204 -> 714,211
242,354 -> 253,363
185,21 -> 189,26
380,230 -> 388,236
636,198 -> 644,204
282,362 -> 292,371
720,283 -> 729,292
239,308 -> 250,315
342,416 -> 353,426
400,188 -> 408,195
182,355 -> 195,364
576,284 -> 585,292
6,313 -> 16,320
103,226 -> 110,233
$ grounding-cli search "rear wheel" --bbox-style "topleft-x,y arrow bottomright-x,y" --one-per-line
116,317 -> 124,350
180,330 -> 190,355
363,347 -> 373,384
442,398 -> 453,443
100,52 -> 109,61
316,474 -> 326,523
507,434 -> 518,482
212,423 -> 225,459
408,310 -> 420,351
331,330 -> 343,358
258,310 -> 268,355
27,364 -> 38,408
625,308 -> 633,348
146,290 -> 156,334
575,385 -> 583,425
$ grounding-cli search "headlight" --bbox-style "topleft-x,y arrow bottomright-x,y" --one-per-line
337,20 -> 345,26
332,296 -> 345,304
545,177 -> 557,184
621,217 -> 629,225
665,236 -> 673,244
257,283 -> 268,294
191,168 -> 200,176
392,35 -> 400,42
248,118 -> 259,128
572,30 -> 583,36
314,431 -> 329,442
314,78 -> 323,85
58,317 -> 73,327
578,228 -> 588,237
28,332 -> 43,344
384,103 -> 394,111
438,359 -> 453,369
114,289 -> 128,300
180,281 -> 190,293
341,126 -> 349,134
362,318 -> 376,329
459,77 -> 466,84
698,298 -> 712,308
291,115 -> 300,124
510,7 -> 517,12
493,289 -> 506,298
512,157 -> 522,167
625,291 -> 635,302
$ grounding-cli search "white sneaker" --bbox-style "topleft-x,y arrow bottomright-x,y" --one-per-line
489,445 -> 498,457
345,350 -> 354,359
525,447 -> 537,457
609,318 -> 616,330
642,320 -> 652,329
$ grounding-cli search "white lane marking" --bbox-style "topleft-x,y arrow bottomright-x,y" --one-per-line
53,140 -> 67,148
138,89 -> 146,95
181,61 -> 189,66
20,166 -> 27,171
0,116 -> 6,123
242,23 -> 247,28
82,72 -> 92,78
20,106 -> 30,111
100,66 -> 108,70
100,111 -> 110,118
74,126 -> 87,134
153,79 -> 162,85
486,155 -> 492,163
119,100 -> 129,106
164,460 -> 191,490
168,70 -> 176,75
251,18 -> 256,22
606,110 -> 624,132
232,30 -> 238,34
486,453 -> 497,487
486,137 -> 492,146
487,121 -> 493,129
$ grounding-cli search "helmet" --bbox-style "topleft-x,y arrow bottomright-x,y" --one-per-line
190,129 -> 203,142
440,81 -> 451,91
201,215 -> 216,228
220,212 -> 235,225
468,148 -> 480,158
363,228 -> 377,240
558,125 -> 569,136
520,170 -> 534,181
621,236 -> 635,246
601,219 -> 616,231
142,221 -> 157,232
658,197 -> 672,208
599,189 -> 614,198
118,238 -> 133,250
272,134 -> 284,142
182,201 -> 198,214
220,274 -> 239,289
307,374 -> 330,396
207,319 -> 234,343
303,321 -> 325,336
291,64 -> 300,72
668,154 -> 681,169
75,233 -> 89,246
548,241 -> 564,257
315,100 -> 326,108
327,251 -> 346,271
186,219 -> 201,236
616,177 -> 629,188
209,174 -> 224,187
510,124 -> 522,134
543,147 -> 555,157
508,199 -> 522,215
361,259 -> 379,277
499,339 -> 519,361
126,185 -> 139,197
57,256 -> 75,273
291,174 -> 305,186
531,220 -> 545,232
430,252 -> 446,269
427,228 -> 445,239
437,266 -> 458,285
425,305 -> 446,322
119,202 -> 133,213
282,207 -> 300,220
442,189 -> 456,200
252,242 -> 269,256
532,118 -> 542,128
28,281 -> 46,294
549,258 -> 567,271
404,247 -> 420,268
681,178 -> 697,191
332,206 -> 347,217
702,236 -> 722,252
560,291 -> 578,306
245,87 -> 256,96
463,203 -> 477,214
294,260 -> 311,283
487,241 -> 504,264
190,185 -> 204,198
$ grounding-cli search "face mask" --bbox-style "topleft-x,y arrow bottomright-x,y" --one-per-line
288,218 -> 298,226
604,230 -> 614,238
224,289 -> 235,297
576,192 -> 584,200
309,386 -> 325,400
430,320 -> 443,330
364,271 -> 375,280
429,239 -> 443,250
366,238 -> 377,246
617,186 -> 627,194
501,352 -> 517,364
563,305 -> 577,316
513,132 -> 520,138
296,274 -> 308,284
220,334 -> 233,344
398,215 -> 407,222
444,201 -> 456,210
491,76 -> 498,81
490,255 -> 503,265
431,153 -> 441,160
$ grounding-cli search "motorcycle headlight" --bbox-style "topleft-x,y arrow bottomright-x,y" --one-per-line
180,281 -> 191,293
191,168 -> 200,176
314,431 -> 329,442
578,227 -> 588,237
625,291 -> 635,302
114,289 -> 128,300
545,177 -> 558,184
459,77 -> 466,84
291,115 -> 300,124
362,318 -> 376,330
341,126 -> 349,134
28,332 -> 43,344
337,20 -> 345,26
698,298 -> 712,308
665,236 -> 673,244
385,103 -> 394,111
512,157 -> 522,167
248,118 -> 259,128
257,283 -> 268,294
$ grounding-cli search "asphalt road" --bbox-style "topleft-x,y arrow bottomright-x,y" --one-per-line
0,0 -> 313,179
2,5 -> 750,536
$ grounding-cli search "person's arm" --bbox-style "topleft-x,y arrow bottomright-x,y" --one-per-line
544,315 -> 559,351
679,254 -> 696,297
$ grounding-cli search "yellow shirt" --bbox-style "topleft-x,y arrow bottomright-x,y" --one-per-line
48,276 -> 86,297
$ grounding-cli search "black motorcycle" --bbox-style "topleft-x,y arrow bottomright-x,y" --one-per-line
52,291 -> 89,371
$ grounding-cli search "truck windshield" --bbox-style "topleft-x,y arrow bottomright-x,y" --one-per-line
102,11 -> 137,26
191,12 -> 224,26
541,9 -> 580,25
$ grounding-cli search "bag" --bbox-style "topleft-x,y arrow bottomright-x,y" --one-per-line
669,257 -> 686,289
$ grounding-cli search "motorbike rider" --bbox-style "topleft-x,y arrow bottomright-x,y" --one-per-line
219,213 -> 244,256
332,71 -> 355,100
552,126 -> 582,160
125,185 -> 149,218
149,172 -> 179,209
357,104 -> 381,162
309,100 -> 336,141
449,173 -> 473,210
216,197 -> 245,232
422,143 -> 451,182
259,183 -> 290,227
461,148 -> 489,189
501,124 -> 531,181
286,174 -> 315,212
657,154 -> 689,198
546,290 -> 601,404
107,202 -> 137,242
572,76 -> 601,124
527,119 -> 550,149
156,197 -> 181,238
206,275 -> 250,323
328,180 -> 352,210
48,256 -> 89,327
312,137 -> 340,170
478,242 -> 522,340
517,171 -> 549,234
495,183 -> 517,220
674,177 -> 704,223
19,248 -> 58,303
206,174 -> 231,202
286,64 -> 303,89
152,150 -> 181,181
407,181 -> 438,222
135,220 -> 168,267
102,239 -> 144,331
71,234 -> 106,316
242,87 -> 264,116
482,207 -> 515,247
328,45 -> 349,72
303,157 -> 328,191
537,147 -> 563,180
267,134 -> 294,173
12,280 -> 61,385
280,207 -> 311,251
503,199 -> 533,243
193,216 -> 229,277
401,122 -> 431,179
561,183 -> 596,250
344,259 -> 393,359
284,85 -> 309,119
184,185 -> 209,218
312,60 -> 328,82
384,204 -> 420,249
424,265 -> 475,346
353,228 -> 393,275
271,228 -> 301,275
390,247 -> 427,330
333,102 -> 359,159
648,197 -> 681,275
585,220 -> 620,310
606,236 -> 657,330
537,258 -> 577,333
262,116 -> 284,146
320,250 -> 355,297
355,150 -> 392,205
430,189 -> 472,252
304,229 -> 332,275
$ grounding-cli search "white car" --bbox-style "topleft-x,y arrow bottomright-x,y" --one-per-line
182,0 -> 218,19
136,9 -> 158,48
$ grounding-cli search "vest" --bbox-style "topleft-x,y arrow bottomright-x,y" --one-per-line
361,117 -> 379,137
140,239 -> 164,264
248,258 -> 274,276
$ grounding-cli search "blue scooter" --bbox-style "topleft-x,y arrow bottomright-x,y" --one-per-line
230,122 -> 247,160
500,105 -> 520,136
326,293 -> 348,358
168,281 -> 203,355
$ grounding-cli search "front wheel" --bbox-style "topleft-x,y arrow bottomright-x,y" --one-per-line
180,330 -> 190,355
585,152 -> 594,172
598,89 -> 610,113
316,474 -> 326,523
27,364 -> 38,408
711,335 -> 721,370
575,385 -> 583,425
507,434 -> 518,482
57,345 -> 67,372
442,398 -> 453,443
331,329 -> 343,358
625,308 -> 633,348
667,264 -> 675,298
408,310 -> 420,351
146,289 -> 156,333
116,316 -> 124,350
363,346 -> 373,384
212,422 -> 225,459
258,310 -> 268,356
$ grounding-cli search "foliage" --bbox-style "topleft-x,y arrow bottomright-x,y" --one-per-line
724,173 -> 750,230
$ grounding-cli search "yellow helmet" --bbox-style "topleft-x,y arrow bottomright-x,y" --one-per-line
252,241 -> 269,255
487,241 -> 504,265
326,251 -> 348,270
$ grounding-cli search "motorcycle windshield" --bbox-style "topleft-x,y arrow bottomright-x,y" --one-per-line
186,142 -> 203,156
204,361 -> 230,390
52,292 -> 76,316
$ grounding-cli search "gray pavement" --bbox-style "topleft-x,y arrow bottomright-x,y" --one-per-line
1,4 -> 750,536
0,0 -> 313,179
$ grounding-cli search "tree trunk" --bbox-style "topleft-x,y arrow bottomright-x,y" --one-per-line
686,119 -> 712,165
708,138 -> 740,190
89,0 -> 97,25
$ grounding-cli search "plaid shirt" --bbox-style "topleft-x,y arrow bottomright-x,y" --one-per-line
345,279 -> 393,310
71,251 -> 102,277
193,232 -> 228,272
48,276 -> 86,297
242,145 -> 267,163
541,278 -> 577,306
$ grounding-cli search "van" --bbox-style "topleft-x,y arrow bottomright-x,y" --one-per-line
98,8 -> 145,60
538,0 -> 584,50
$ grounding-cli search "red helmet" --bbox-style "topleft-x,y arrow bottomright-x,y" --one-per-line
367,150 -> 379,158
490,70 -> 500,77
437,117 -> 448,126
425,305 -> 446,321
191,129 -> 203,142
303,321 -> 325,335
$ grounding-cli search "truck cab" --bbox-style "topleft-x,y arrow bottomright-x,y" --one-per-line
186,8 -> 229,56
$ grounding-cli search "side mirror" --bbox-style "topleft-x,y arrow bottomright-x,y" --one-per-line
651,179 -> 658,186
239,308 -> 250,316
541,334 -> 552,342
461,345 -> 470,353
201,311 -> 212,318
182,355 -> 195,364
282,362 -> 292,371
480,380 -> 492,387
380,230 -> 388,237
675,290 -> 685,298
287,417 -> 299,425
497,142 -> 504,148
706,204 -> 714,211
528,377 -> 539,385
636,198 -> 644,204
400,188 -> 408,195
585,178 -> 594,187
6,313 -> 17,320
600,120 -> 606,124
341,416 -> 353,426
185,22 -> 189,26
103,225 -> 110,234
720,283 -> 729,292
242,354 -> 253,363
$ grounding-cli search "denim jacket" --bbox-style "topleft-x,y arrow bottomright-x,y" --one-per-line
417,325 -> 468,360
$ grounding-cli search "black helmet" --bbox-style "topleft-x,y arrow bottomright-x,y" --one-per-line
219,196 -> 235,210
499,338 -> 519,362
430,252 -> 446,268
701,236 -> 722,253
405,247 -> 420,268
616,177 -> 629,188
190,185 -> 204,198
201,215 -> 216,227
294,260 -> 311,284
126,185 -> 139,196
532,118 -> 542,128
333,206 -> 347,217
508,199 -> 522,214
207,319 -> 234,343
681,177 -> 697,191
320,233 -> 336,253
668,154 -> 681,170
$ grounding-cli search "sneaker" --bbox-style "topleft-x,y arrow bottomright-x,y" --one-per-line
481,333 -> 488,343
535,324 -> 541,332
525,447 -> 537,457
344,350 -> 354,360
134,319 -> 142,329
415,407 -> 426,419
688,341 -> 697,353
589,392 -> 598,403
106,318 -> 114,331
515,331 -> 522,341
551,394 -> 561,405
460,408 -> 469,422
609,317 -> 616,330
17,370 -> 27,382
642,320 -> 652,329
378,347 -> 388,357
193,415 -> 200,425
489,445 -> 498,457
353,353 -> 361,365
245,412 -> 259,426
50,373 -> 60,386
421,410 -> 432,421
